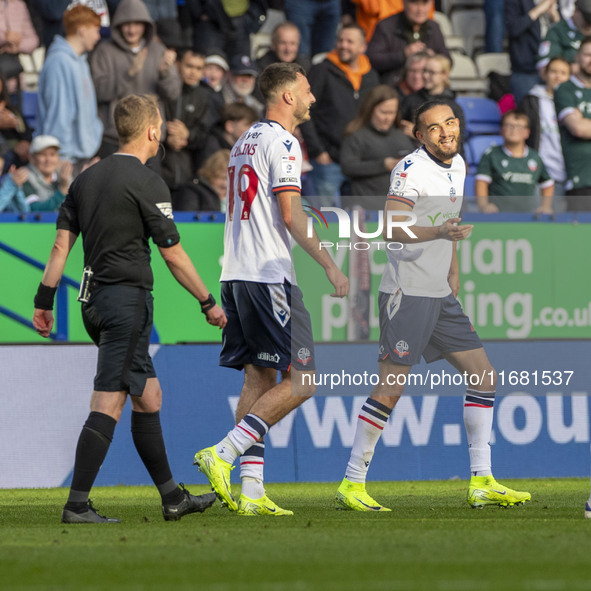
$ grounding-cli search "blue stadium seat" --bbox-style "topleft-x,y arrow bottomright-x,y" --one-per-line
21,90 -> 38,131
467,134 -> 504,169
456,96 -> 501,137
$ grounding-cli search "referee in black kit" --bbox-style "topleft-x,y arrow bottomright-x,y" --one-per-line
33,94 -> 227,524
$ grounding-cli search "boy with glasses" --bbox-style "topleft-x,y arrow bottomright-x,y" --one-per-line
475,110 -> 554,214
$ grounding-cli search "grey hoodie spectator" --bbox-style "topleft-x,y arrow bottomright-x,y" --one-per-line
90,0 -> 181,156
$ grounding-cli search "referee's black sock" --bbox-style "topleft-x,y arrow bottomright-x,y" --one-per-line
131,411 -> 183,504
65,411 -> 117,511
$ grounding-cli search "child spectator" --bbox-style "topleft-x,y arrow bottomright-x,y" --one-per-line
475,110 -> 554,213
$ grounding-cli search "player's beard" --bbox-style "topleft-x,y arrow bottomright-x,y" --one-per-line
294,98 -> 311,125
430,136 -> 459,162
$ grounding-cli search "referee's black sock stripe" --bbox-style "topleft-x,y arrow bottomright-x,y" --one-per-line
120,289 -> 147,391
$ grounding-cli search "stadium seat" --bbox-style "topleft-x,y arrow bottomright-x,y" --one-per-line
433,11 -> 465,53
464,172 -> 476,196
250,31 -> 271,60
443,0 -> 484,15
456,96 -> 501,136
475,52 -> 511,78
450,8 -> 485,57
466,134 -> 504,171
21,90 -> 38,131
18,46 -> 45,91
449,52 -> 487,95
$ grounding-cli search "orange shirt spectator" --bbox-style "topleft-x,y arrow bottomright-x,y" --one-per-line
352,0 -> 435,41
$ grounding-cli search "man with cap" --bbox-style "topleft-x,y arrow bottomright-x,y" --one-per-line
222,55 -> 264,116
0,135 -> 73,212
537,0 -> 591,72
203,51 -> 230,118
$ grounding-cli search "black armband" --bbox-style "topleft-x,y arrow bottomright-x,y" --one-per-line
34,283 -> 57,310
199,293 -> 216,314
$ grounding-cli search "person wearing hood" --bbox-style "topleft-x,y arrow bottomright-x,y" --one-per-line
90,0 -> 181,158
299,23 -> 379,205
37,5 -> 103,176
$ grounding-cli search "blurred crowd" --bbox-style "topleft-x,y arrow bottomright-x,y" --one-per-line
0,0 -> 589,215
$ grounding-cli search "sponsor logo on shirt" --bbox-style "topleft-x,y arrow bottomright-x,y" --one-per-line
155,202 -> 173,219
502,172 -> 533,183
283,140 -> 293,152
257,352 -> 281,364
279,177 -> 299,183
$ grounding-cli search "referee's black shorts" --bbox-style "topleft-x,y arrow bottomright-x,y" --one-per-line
82,284 -> 156,396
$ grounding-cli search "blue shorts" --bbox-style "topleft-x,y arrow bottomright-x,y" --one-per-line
219,280 -> 316,372
378,290 -> 482,366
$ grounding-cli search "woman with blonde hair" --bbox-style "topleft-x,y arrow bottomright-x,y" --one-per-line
340,84 -> 415,210
399,54 -> 464,140
173,149 -> 230,211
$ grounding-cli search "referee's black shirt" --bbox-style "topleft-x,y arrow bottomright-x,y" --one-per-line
57,154 -> 180,290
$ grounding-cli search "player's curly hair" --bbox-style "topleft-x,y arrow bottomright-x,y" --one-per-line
258,62 -> 306,102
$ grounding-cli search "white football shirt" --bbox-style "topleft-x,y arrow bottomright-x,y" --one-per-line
220,119 -> 302,283
380,146 -> 465,297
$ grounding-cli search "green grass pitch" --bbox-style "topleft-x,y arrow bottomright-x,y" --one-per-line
1,479 -> 591,591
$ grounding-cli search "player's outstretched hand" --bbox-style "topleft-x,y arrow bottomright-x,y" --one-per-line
326,267 -> 349,298
205,304 -> 227,329
33,309 -> 54,338
437,218 -> 473,241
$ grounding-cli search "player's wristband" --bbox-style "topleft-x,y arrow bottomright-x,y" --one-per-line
199,293 -> 216,314
34,283 -> 57,311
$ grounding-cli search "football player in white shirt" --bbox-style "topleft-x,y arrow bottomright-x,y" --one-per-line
336,100 -> 531,511
193,62 -> 349,516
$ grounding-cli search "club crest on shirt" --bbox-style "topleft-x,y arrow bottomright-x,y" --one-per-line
539,40 -> 550,56
449,187 -> 457,202
527,159 -> 538,172
156,202 -> 173,219
395,340 -> 409,358
298,347 -> 312,366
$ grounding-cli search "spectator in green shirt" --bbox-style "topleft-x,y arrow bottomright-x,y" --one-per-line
475,110 -> 554,214
554,35 -> 591,211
